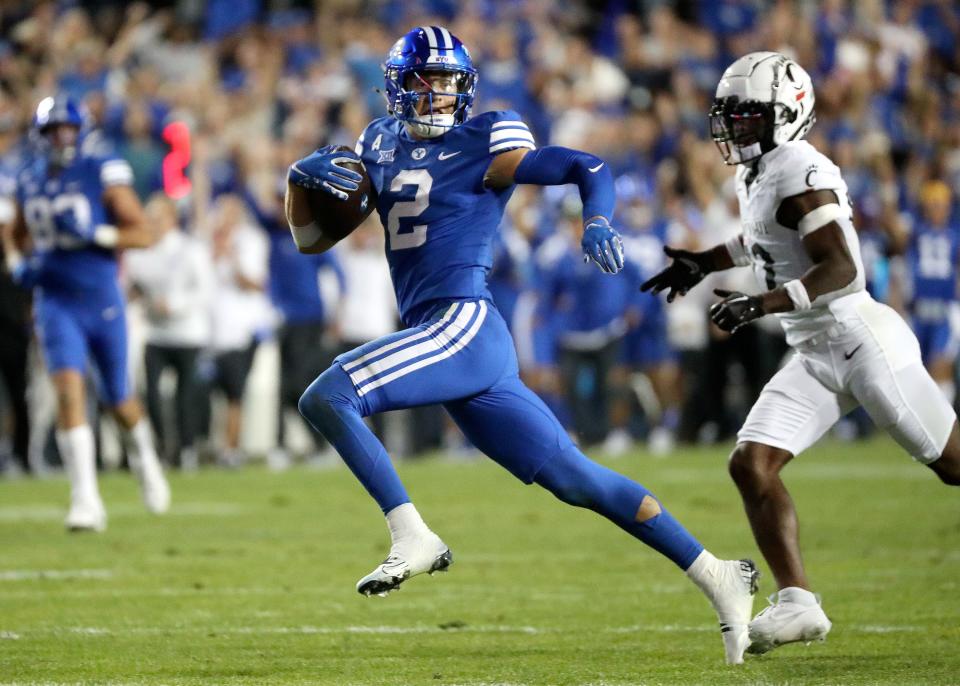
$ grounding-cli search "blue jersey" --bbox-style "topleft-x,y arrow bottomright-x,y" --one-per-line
535,234 -> 641,340
243,188 -> 344,324
15,134 -> 133,302
907,221 -> 960,318
487,227 -> 532,332
355,110 -> 535,326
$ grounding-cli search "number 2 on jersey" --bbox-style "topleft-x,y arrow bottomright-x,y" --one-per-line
387,169 -> 432,250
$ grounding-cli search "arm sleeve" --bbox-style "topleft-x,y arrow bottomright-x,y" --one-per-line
514,145 -> 615,222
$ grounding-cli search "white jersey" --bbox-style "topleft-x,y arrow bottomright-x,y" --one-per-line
735,140 -> 867,346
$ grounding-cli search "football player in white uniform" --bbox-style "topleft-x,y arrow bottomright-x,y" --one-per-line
642,52 -> 960,655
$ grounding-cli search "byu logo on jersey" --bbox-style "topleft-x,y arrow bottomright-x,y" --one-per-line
412,147 -> 426,161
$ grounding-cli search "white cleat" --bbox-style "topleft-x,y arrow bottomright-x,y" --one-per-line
65,498 -> 107,532
747,594 -> 832,655
356,532 -> 452,597
139,467 -> 171,515
695,558 -> 760,665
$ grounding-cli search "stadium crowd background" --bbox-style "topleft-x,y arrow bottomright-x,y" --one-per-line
1,0 -> 959,474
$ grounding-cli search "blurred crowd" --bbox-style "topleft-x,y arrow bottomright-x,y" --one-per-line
1,0 -> 960,474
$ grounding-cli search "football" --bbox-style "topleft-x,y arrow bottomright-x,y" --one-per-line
306,145 -> 376,241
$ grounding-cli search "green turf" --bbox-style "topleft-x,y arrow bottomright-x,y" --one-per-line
0,437 -> 958,685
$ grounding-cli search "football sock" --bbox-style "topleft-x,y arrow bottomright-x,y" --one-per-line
777,586 -> 818,605
685,549 -> 721,588
56,424 -> 99,503
533,445 -> 703,569
125,419 -> 163,474
299,363 -> 410,513
386,502 -> 431,543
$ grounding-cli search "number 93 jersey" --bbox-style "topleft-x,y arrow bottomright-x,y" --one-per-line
735,140 -> 867,346
15,133 -> 133,301
355,110 -> 536,327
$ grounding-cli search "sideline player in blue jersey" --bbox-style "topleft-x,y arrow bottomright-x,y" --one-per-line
905,180 -> 960,403
285,27 -> 758,664
6,97 -> 170,531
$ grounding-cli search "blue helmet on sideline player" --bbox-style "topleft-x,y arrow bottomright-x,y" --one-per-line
31,95 -> 87,167
383,26 -> 477,138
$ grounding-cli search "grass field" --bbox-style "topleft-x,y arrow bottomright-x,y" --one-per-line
0,437 -> 958,685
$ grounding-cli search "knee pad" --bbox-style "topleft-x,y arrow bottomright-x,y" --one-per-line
298,363 -> 361,423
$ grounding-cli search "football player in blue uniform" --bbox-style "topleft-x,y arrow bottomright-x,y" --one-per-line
905,180 -> 960,403
285,27 -> 758,664
7,97 -> 170,531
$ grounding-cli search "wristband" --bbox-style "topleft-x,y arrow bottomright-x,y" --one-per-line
93,224 -> 119,248
724,235 -> 751,267
784,279 -> 812,311
289,220 -> 324,250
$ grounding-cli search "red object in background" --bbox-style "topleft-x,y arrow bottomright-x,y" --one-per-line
162,121 -> 192,199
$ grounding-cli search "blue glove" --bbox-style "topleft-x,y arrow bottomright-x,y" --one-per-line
288,145 -> 364,201
581,217 -> 625,274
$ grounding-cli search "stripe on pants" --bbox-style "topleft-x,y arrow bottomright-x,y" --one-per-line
341,303 -> 462,375
357,301 -> 488,397
350,302 -> 479,388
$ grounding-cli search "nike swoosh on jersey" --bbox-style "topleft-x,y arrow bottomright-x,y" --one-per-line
843,344 -> 863,360
438,151 -> 461,160
588,163 -> 604,173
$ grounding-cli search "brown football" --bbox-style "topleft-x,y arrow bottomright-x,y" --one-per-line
305,145 -> 376,241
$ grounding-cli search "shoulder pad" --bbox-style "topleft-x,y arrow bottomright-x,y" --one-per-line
774,141 -> 843,198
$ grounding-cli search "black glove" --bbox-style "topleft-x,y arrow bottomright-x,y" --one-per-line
640,246 -> 711,302
709,289 -> 765,333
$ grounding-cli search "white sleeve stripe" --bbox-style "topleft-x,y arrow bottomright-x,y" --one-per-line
492,120 -> 530,130
102,159 -> 130,171
101,160 -> 133,186
489,140 -> 536,153
490,129 -> 535,144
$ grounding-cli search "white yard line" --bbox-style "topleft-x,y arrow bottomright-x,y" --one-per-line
0,569 -> 113,582
0,502 -> 243,523
2,623 -> 926,638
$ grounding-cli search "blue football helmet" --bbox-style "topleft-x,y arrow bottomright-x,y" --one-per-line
384,26 -> 478,138
31,95 -> 87,166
